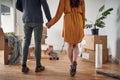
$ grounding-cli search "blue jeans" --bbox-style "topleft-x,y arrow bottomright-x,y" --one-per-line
22,22 -> 43,67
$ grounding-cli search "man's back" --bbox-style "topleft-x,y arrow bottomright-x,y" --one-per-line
16,0 -> 51,23
22,0 -> 42,23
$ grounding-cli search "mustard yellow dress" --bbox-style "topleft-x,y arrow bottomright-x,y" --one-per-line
48,0 -> 85,44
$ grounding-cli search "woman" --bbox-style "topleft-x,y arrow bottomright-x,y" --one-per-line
46,0 -> 85,77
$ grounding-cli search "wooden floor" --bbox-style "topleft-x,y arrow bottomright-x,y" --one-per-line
0,53 -> 120,80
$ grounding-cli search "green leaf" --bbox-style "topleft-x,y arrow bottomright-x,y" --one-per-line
94,20 -> 105,28
99,5 -> 105,12
102,8 -> 113,16
85,24 -> 92,28
96,16 -> 106,21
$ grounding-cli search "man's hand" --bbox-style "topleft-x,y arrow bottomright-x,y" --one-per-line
46,22 -> 51,29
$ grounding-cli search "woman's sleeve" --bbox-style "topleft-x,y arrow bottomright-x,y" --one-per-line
48,0 -> 64,26
81,0 -> 85,28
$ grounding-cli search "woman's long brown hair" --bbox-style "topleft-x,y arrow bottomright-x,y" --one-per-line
70,0 -> 80,8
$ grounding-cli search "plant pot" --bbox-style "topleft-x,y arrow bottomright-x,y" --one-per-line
91,29 -> 99,35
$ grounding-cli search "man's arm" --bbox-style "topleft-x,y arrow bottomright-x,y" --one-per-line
41,0 -> 51,21
16,0 -> 23,12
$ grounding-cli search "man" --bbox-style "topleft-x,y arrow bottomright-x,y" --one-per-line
16,0 -> 51,73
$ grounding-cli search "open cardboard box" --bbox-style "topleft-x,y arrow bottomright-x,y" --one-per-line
0,28 -> 12,65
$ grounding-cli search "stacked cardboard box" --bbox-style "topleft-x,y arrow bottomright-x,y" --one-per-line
81,35 -> 108,64
0,28 -> 12,65
41,27 -> 47,44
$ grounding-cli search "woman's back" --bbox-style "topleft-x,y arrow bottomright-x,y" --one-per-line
64,0 -> 84,14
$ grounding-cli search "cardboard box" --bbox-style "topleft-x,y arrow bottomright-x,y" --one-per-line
0,28 -> 13,65
28,44 -> 50,59
28,47 -> 35,59
82,48 -> 108,64
0,48 -> 12,65
41,35 -> 46,44
42,27 -> 47,34
41,27 -> 47,44
83,35 -> 107,50
0,28 -> 5,50
0,51 -> 5,64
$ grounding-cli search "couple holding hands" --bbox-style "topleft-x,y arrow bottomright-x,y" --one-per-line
16,0 -> 85,77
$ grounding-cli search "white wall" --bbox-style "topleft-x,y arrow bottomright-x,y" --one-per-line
105,0 -> 120,60
1,15 -> 14,32
0,4 -> 1,26
116,4 -> 120,61
0,0 -> 15,33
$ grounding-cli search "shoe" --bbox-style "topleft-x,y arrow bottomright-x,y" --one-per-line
22,66 -> 29,73
35,66 -> 45,72
70,61 -> 77,77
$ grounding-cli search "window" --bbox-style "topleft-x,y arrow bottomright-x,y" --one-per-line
0,4 -> 13,32
1,4 -> 10,15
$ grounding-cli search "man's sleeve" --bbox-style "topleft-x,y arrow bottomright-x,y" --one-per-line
41,0 -> 51,21
16,0 -> 23,12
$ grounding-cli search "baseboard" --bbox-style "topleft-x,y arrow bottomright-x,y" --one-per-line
112,58 -> 120,64
109,55 -> 120,64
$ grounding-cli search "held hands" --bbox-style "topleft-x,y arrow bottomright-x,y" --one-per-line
46,22 -> 51,29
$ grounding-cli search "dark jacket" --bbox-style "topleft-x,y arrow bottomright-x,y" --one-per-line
16,0 -> 51,23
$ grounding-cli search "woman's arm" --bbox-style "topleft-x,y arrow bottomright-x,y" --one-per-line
81,0 -> 85,28
47,0 -> 64,28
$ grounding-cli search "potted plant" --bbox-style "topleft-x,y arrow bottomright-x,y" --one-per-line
85,5 -> 113,35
